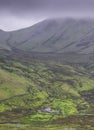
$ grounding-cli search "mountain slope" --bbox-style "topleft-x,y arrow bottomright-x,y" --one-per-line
1,18 -> 94,54
0,58 -> 94,125
1,19 -> 94,127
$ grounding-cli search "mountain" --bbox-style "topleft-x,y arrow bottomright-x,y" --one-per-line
1,18 -> 94,128
1,18 -> 94,54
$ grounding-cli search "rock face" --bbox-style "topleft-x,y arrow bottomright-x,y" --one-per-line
1,18 -> 94,54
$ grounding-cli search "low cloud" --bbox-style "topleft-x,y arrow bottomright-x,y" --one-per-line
0,0 -> 94,30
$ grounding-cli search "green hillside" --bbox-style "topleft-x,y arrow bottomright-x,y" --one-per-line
0,57 -> 94,128
1,18 -> 94,129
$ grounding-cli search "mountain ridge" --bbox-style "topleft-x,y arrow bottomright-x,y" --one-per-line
1,18 -> 94,58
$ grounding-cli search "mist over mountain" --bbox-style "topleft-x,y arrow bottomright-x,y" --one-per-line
0,18 -> 94,65
1,18 -> 94,55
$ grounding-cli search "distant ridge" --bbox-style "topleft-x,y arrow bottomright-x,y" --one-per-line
0,18 -> 94,63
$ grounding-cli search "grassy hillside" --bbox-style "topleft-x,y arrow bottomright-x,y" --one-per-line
0,57 -> 94,127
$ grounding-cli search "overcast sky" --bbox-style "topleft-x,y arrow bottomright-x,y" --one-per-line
0,0 -> 94,31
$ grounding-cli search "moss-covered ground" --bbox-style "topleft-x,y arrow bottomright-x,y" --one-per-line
0,56 -> 94,128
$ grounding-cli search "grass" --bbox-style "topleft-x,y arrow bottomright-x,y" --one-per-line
0,58 -> 94,125
0,68 -> 29,99
0,124 -> 93,130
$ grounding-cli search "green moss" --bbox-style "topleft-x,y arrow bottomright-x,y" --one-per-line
0,59 -> 94,124
0,104 -> 11,112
